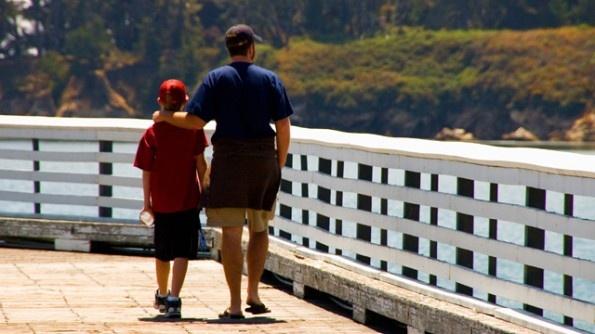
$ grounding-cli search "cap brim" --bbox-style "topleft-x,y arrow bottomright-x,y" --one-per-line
254,34 -> 263,42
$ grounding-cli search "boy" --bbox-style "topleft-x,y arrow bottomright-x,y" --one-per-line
134,79 -> 209,318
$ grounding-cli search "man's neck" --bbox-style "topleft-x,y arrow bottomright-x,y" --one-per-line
230,55 -> 252,63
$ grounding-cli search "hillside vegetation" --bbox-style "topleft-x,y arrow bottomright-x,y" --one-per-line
268,26 -> 594,139
1,0 -> 593,140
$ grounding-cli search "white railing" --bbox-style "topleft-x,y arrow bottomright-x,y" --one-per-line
0,115 -> 593,332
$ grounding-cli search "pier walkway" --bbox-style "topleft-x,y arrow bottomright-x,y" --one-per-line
0,246 -> 384,334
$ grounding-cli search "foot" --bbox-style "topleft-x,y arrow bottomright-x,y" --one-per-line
165,297 -> 182,319
244,302 -> 271,314
218,308 -> 245,319
153,289 -> 168,313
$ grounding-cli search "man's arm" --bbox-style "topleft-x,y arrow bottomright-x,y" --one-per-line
152,111 -> 208,130
274,117 -> 291,169
196,153 -> 208,191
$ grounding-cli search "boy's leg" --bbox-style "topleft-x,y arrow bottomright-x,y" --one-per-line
221,225 -> 244,315
165,258 -> 187,318
153,213 -> 170,296
155,259 -> 170,295
154,259 -> 170,313
170,257 -> 189,297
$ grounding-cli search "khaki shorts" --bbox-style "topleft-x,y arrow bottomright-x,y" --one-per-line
206,201 -> 276,233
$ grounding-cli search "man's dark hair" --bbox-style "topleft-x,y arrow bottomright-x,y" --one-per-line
227,42 -> 251,57
225,24 -> 261,57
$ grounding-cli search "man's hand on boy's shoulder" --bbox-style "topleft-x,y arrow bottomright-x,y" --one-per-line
152,110 -> 172,123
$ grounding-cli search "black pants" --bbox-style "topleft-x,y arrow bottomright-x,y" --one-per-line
153,208 -> 200,261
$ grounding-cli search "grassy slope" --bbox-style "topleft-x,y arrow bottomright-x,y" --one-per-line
265,26 -> 594,139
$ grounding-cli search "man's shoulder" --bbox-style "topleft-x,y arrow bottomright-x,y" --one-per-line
250,64 -> 276,75
204,65 -> 238,82
208,63 -> 278,82
211,64 -> 236,74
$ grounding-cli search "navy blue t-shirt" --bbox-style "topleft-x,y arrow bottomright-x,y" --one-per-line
186,62 -> 294,143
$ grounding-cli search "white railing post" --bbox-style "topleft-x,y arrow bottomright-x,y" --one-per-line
456,177 -> 474,296
524,186 -> 546,316
402,170 -> 420,279
98,140 -> 113,218
32,138 -> 41,214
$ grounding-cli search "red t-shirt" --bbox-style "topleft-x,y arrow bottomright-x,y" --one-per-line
134,122 -> 208,213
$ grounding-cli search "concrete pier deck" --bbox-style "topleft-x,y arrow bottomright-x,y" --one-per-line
0,246 -> 385,334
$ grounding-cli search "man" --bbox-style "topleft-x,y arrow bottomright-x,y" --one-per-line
153,24 -> 293,319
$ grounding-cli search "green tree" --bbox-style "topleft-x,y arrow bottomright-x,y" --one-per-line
63,16 -> 113,74
0,0 -> 26,58
549,0 -> 595,26
131,0 -> 208,96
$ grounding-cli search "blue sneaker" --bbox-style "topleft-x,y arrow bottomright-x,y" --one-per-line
153,289 -> 167,313
165,297 -> 182,318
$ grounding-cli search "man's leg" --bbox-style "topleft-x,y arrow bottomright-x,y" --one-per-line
246,229 -> 269,305
221,226 -> 244,315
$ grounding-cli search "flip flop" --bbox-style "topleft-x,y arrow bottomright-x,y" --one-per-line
244,302 -> 271,314
218,308 -> 245,319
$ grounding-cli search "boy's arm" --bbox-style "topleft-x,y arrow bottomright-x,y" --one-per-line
274,117 -> 291,169
142,170 -> 152,213
153,111 -> 207,130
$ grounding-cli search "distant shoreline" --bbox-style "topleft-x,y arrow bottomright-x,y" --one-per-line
478,140 -> 595,151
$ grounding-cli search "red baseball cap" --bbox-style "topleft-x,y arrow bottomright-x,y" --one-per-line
158,79 -> 187,105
